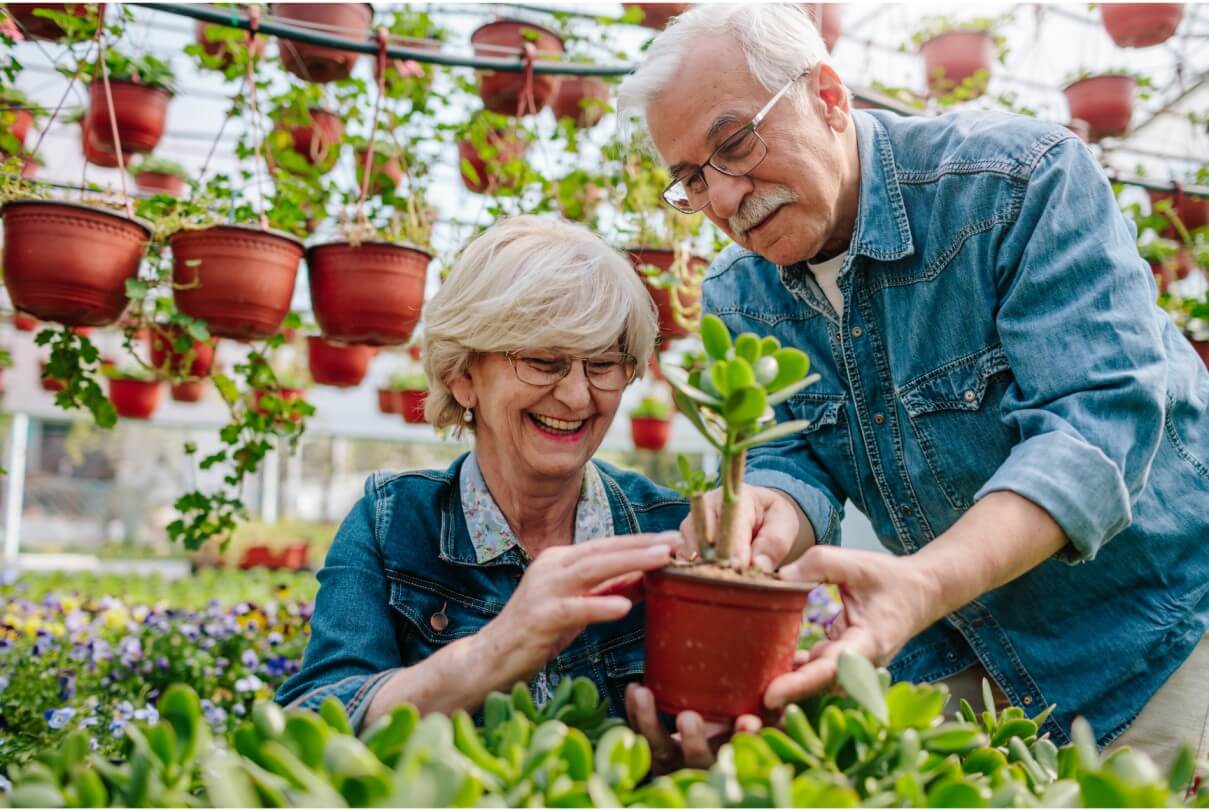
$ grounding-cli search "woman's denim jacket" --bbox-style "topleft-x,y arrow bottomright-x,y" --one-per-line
276,454 -> 688,731
705,108 -> 1209,747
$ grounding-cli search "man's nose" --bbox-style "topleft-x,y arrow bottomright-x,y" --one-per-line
705,167 -> 753,223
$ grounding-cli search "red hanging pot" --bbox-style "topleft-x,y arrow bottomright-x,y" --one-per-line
4,108 -> 33,150
643,567 -> 812,720
1101,3 -> 1183,48
1063,75 -> 1135,141
86,80 -> 171,155
272,3 -> 371,83
470,19 -> 564,116
134,171 -> 185,197
400,389 -> 428,424
803,4 -> 843,51
551,76 -> 610,129
239,544 -> 277,569
8,2 -> 105,41
109,377 -> 162,419
170,380 -> 206,403
1189,337 -> 1209,371
624,3 -> 691,30
919,30 -> 993,99
1175,190 -> 1209,231
170,225 -> 304,341
307,241 -> 431,346
195,18 -> 267,68
80,120 -> 120,167
278,543 -> 310,570
631,416 -> 671,451
14,313 -> 39,332
280,107 -> 343,170
378,388 -> 403,415
149,327 -> 216,378
306,336 -> 375,388
629,248 -> 707,341
1,200 -> 149,327
355,147 -> 403,196
458,131 -> 527,194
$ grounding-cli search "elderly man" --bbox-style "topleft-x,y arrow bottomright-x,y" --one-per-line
617,4 -> 1209,769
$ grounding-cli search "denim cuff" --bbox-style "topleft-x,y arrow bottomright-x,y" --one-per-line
281,668 -> 400,734
974,431 -> 1131,563
745,469 -> 842,547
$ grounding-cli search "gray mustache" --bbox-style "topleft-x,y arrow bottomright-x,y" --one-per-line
730,187 -> 799,235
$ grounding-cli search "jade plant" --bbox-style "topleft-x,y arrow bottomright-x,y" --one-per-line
662,314 -> 817,563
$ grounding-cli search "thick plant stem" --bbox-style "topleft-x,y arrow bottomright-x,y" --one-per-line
690,494 -> 710,555
716,449 -> 746,563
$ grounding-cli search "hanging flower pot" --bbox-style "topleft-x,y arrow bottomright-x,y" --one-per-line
551,75 -> 610,129
79,119 -> 120,167
133,170 -> 185,197
307,241 -> 431,346
1101,4 -> 1183,48
400,389 -> 427,424
1175,190 -> 1209,231
14,314 -> 39,332
108,376 -> 162,419
803,3 -> 843,51
623,3 -> 691,30
149,327 -> 216,378
631,416 -> 671,451
458,130 -> 527,194
86,80 -> 172,155
643,568 -> 812,720
377,387 -> 402,415
919,30 -> 994,99
355,147 -> 403,196
306,336 -> 375,387
274,107 -> 343,172
272,3 -> 372,83
195,18 -> 267,69
470,20 -> 564,116
239,544 -> 277,569
278,543 -> 310,570
170,225 -> 304,341
1,200 -> 149,327
170,380 -> 206,403
629,248 -> 707,341
1063,74 -> 1136,141
8,2 -> 105,41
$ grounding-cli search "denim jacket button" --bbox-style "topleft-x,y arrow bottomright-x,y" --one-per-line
963,390 -> 976,402
1022,695 -> 1033,705
850,326 -> 863,337
900,505 -> 913,517
873,413 -> 886,425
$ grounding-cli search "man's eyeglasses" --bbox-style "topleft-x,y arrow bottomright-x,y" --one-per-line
505,351 -> 639,391
662,69 -> 810,214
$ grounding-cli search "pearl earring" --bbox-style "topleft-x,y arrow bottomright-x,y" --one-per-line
463,407 -> 474,423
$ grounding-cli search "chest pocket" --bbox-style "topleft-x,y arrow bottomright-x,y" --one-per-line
386,571 -> 502,666
899,345 -> 1016,510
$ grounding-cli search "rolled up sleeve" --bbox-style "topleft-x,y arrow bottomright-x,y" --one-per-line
745,442 -> 845,547
975,136 -> 1167,562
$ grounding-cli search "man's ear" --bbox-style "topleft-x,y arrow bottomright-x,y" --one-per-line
814,63 -> 851,132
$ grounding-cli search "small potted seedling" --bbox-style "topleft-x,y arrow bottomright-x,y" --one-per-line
645,314 -> 819,720
629,396 -> 673,451
103,364 -> 163,420
391,370 -> 429,424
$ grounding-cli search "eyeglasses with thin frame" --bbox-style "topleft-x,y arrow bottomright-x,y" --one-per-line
505,351 -> 639,391
662,69 -> 811,214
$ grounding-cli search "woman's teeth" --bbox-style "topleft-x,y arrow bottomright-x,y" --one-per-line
531,414 -> 585,433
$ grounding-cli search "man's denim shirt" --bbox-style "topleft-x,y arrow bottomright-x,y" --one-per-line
275,454 -> 687,731
706,109 -> 1209,746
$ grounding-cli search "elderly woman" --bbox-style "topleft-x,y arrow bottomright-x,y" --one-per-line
277,215 -> 691,737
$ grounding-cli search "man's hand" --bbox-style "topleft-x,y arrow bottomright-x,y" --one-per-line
678,484 -> 813,570
625,684 -> 762,773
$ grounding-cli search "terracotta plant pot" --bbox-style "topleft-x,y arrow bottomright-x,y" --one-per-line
1101,3 -> 1183,48
629,248 -> 707,341
238,544 -> 276,570
377,388 -> 402,415
149,327 -> 216,378
551,75 -> 610,129
355,147 -> 403,195
170,225 -> 304,341
1,200 -> 149,327
281,108 -> 343,169
170,380 -> 206,403
470,20 -> 564,116
307,241 -> 431,346
80,120 -> 120,167
919,30 -> 993,99
8,2 -> 104,41
272,3 -> 371,83
400,389 -> 427,424
624,3 -> 691,30
86,80 -> 171,155
458,131 -> 527,194
14,313 -> 39,332
135,171 -> 185,197
631,416 -> 671,451
803,3 -> 842,51
278,543 -> 310,570
307,336 -> 374,388
643,567 -> 812,720
40,362 -> 64,392
1175,191 -> 1209,231
1190,337 -> 1209,370
1063,75 -> 1135,141
109,377 -> 162,419
195,18 -> 267,68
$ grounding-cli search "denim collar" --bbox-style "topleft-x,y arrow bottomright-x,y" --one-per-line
842,110 -> 915,263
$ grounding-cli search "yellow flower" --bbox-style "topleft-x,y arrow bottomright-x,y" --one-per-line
60,596 -> 80,614
101,606 -> 130,630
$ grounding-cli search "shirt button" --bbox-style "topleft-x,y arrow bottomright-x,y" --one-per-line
873,413 -> 885,425
900,505 -> 913,517
1022,695 -> 1033,706
963,390 -> 976,403
945,651 -> 957,662
850,326 -> 863,338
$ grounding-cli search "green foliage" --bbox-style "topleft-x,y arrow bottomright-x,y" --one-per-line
79,50 -> 177,93
388,370 -> 429,392
127,155 -> 188,179
630,396 -> 672,420
34,326 -> 116,429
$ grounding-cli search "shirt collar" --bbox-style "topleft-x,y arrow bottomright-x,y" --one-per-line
846,109 -> 915,263
459,451 -> 615,565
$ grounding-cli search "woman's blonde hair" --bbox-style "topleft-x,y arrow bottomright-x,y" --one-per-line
422,215 -> 658,432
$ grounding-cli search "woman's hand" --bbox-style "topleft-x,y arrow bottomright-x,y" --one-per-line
477,532 -> 676,688
625,683 -> 763,773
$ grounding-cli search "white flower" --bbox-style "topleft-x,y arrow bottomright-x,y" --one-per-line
235,674 -> 264,694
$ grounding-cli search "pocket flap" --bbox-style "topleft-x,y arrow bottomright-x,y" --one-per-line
900,346 -> 1010,417
386,572 -> 500,645
787,394 -> 845,433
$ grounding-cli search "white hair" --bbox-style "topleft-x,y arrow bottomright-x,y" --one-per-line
616,4 -> 831,153
422,215 -> 658,432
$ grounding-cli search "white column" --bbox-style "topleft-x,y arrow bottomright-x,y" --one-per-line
260,440 -> 280,525
3,413 -> 30,564
283,436 -> 303,520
